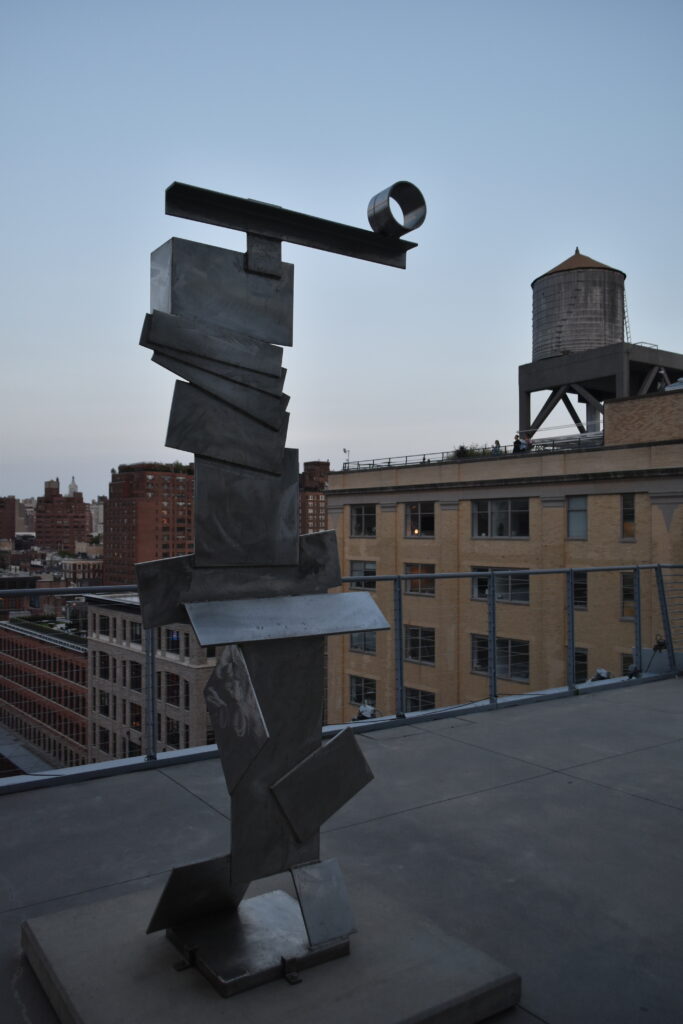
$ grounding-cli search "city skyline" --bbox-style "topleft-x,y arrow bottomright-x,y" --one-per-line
3,0 -> 682,500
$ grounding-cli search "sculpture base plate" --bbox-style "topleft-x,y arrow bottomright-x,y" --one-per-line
167,889 -> 349,997
21,883 -> 520,1023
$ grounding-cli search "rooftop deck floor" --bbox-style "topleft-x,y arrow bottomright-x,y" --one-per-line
2,676 -> 683,1023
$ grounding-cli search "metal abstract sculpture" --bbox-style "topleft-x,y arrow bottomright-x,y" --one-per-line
136,180 -> 426,996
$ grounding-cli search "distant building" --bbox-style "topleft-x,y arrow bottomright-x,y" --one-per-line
0,618 -> 88,767
35,478 -> 91,554
89,497 -> 107,538
299,460 -> 329,534
86,595 -> 216,760
0,497 -> 16,541
102,463 -> 194,585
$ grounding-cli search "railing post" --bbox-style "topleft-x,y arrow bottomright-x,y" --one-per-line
144,627 -> 157,761
566,569 -> 576,693
487,571 -> 497,706
654,565 -> 676,672
633,567 -> 642,674
393,577 -> 405,718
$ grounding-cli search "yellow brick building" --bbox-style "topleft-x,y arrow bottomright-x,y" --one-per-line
326,390 -> 682,723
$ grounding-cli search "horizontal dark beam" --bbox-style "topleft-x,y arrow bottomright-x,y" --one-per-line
165,183 -> 417,269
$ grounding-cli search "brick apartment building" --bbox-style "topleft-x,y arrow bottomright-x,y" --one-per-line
103,463 -> 194,585
35,478 -> 91,554
299,460 -> 329,534
0,620 -> 88,767
0,497 -> 16,541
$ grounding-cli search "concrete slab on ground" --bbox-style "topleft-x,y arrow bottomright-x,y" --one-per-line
22,883 -> 520,1024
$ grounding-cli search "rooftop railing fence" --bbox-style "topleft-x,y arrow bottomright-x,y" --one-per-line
341,433 -> 605,471
0,563 -> 680,784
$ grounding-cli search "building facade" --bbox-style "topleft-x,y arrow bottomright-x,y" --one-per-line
87,595 -> 216,761
35,478 -> 91,554
326,390 -> 683,723
299,460 -> 330,534
0,620 -> 88,767
102,463 -> 194,584
0,497 -> 16,541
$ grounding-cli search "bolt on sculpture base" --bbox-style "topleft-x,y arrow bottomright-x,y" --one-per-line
138,180 -> 426,996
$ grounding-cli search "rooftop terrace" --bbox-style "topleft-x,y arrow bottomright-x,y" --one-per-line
2,673 -> 682,1023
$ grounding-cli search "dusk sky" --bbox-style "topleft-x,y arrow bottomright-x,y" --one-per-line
2,0 -> 682,500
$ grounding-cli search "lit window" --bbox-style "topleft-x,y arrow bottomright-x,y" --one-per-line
405,502 -> 435,538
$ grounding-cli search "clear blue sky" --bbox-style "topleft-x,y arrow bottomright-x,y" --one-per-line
2,0 -> 682,500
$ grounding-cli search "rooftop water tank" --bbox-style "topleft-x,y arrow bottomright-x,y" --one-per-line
531,248 -> 625,361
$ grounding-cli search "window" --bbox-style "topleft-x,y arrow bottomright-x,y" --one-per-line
98,727 -> 110,754
129,702 -> 142,730
98,615 -> 110,635
165,629 -> 180,654
574,648 -> 588,684
405,687 -> 436,712
349,675 -> 376,705
166,717 -> 180,748
404,626 -> 435,665
166,673 -> 180,706
472,499 -> 529,538
350,631 -> 376,654
471,567 -> 529,603
350,504 -> 376,537
98,690 -> 110,717
567,496 -> 587,539
405,563 -> 435,595
621,652 -> 636,676
405,502 -> 435,538
350,560 -> 376,589
621,572 -> 635,619
183,632 -> 190,658
98,651 -> 110,680
129,661 -> 142,691
471,635 -> 530,682
622,494 -> 635,539
130,621 -> 142,645
573,571 -> 588,610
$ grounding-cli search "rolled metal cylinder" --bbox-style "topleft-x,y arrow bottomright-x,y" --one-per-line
367,181 -> 426,237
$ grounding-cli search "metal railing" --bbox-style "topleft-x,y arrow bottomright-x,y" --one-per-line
342,433 -> 604,471
0,564 -> 680,784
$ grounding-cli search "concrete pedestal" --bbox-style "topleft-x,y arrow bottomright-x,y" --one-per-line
21,883 -> 520,1024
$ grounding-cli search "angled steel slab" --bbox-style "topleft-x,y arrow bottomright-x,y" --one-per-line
135,554 -> 192,628
272,729 -> 373,843
140,310 -> 283,377
135,532 -> 341,629
193,451 -> 299,568
166,382 -> 287,474
229,638 -> 324,884
152,351 -> 287,431
290,859 -> 355,948
205,646 -> 269,793
151,238 -> 293,346
185,591 -> 389,646
153,344 -> 285,396
165,183 -> 417,269
146,855 -> 246,934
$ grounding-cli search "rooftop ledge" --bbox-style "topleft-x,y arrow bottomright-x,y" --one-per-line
2,671 -> 683,1023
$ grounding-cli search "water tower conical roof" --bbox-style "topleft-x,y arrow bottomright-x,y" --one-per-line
532,248 -> 625,286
